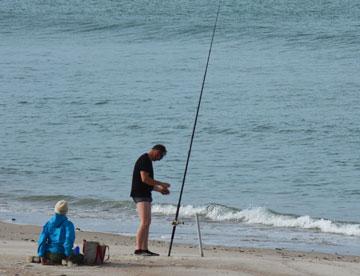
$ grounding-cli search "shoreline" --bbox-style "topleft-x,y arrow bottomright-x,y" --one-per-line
0,221 -> 359,275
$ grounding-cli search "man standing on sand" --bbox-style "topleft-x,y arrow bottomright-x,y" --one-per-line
131,144 -> 170,256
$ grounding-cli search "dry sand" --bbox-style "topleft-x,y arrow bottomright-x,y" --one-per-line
0,221 -> 359,276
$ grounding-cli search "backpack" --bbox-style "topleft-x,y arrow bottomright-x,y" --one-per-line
82,240 -> 110,265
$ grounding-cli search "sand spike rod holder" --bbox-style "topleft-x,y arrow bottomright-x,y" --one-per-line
167,0 -> 221,257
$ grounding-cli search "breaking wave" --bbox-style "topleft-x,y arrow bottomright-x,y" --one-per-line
152,203 -> 360,237
12,194 -> 360,237
16,195 -> 134,211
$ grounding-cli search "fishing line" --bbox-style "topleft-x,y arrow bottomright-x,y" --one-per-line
168,0 -> 222,257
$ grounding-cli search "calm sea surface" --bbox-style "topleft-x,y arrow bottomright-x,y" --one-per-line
1,0 -> 359,255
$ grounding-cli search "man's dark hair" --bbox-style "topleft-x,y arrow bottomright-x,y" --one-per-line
152,144 -> 167,154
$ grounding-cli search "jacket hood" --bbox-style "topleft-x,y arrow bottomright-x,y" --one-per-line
48,213 -> 68,230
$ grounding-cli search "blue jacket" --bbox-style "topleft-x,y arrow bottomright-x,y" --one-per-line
37,214 -> 75,257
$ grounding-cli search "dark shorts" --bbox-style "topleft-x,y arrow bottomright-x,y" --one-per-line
132,197 -> 152,204
43,252 -> 84,265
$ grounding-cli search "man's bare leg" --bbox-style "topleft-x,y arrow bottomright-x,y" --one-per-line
136,201 -> 151,250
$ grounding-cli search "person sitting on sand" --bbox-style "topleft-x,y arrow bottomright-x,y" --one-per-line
37,200 -> 82,265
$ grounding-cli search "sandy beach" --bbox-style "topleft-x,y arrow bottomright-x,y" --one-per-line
0,221 -> 359,276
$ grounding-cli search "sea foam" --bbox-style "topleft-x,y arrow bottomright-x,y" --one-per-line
152,203 -> 360,237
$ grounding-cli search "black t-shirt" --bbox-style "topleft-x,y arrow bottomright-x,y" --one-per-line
130,153 -> 154,197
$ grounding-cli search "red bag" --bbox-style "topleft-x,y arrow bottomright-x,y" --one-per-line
83,240 -> 110,265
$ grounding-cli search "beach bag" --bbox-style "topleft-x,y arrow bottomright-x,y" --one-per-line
83,240 -> 110,265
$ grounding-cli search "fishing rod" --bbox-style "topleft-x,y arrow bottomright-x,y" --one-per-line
168,0 -> 222,257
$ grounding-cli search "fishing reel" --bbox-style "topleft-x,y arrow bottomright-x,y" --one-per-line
171,220 -> 185,226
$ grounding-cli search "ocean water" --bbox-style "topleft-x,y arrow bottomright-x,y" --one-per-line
1,0 -> 360,255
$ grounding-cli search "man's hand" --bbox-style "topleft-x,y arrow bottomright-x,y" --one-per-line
161,187 -> 170,195
154,184 -> 170,195
161,182 -> 171,189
